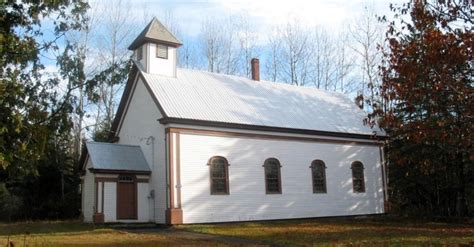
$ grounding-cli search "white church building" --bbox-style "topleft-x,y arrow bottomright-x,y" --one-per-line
80,18 -> 388,224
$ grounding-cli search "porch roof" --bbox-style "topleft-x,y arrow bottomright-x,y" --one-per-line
86,142 -> 151,174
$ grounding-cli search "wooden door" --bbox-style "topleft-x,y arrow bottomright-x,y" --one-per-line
117,176 -> 137,219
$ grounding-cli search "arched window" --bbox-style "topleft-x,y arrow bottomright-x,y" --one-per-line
351,161 -> 365,193
310,160 -> 327,193
263,158 -> 282,194
208,156 -> 229,195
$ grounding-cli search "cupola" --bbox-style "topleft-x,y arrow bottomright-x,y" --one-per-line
128,17 -> 182,77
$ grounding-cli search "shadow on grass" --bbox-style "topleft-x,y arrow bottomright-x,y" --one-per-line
0,222 -> 228,247
0,221 -> 111,236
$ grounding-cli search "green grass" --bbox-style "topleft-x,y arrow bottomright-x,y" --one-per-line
0,221 -> 219,247
1,217 -> 472,246
179,217 -> 474,246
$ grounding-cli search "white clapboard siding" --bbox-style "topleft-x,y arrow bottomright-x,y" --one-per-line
137,183 -> 150,221
82,160 -> 95,222
179,133 -> 384,224
103,182 -> 117,222
117,78 -> 167,223
146,43 -> 177,76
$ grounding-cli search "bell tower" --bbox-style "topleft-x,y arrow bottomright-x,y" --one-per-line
128,18 -> 182,77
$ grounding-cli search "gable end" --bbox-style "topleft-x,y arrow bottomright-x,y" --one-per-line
109,62 -> 169,140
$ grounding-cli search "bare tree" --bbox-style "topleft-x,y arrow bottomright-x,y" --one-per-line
201,15 -> 253,75
178,37 -> 202,69
265,29 -> 282,82
272,18 -> 314,86
265,20 -> 354,90
201,17 -> 225,73
311,27 -> 335,89
350,4 -> 384,109
332,26 -> 356,93
88,0 -> 136,140
235,15 -> 259,77
64,6 -> 103,158
222,17 -> 241,75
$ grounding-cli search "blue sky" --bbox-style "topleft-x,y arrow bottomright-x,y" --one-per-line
89,0 -> 403,39
41,0 -> 407,81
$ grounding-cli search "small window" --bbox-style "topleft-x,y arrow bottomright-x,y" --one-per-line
310,160 -> 327,193
137,46 -> 143,60
351,161 -> 365,193
208,156 -> 229,195
263,158 -> 282,194
156,44 -> 168,59
119,175 -> 134,183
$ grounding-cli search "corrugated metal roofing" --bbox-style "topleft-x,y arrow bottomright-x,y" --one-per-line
128,17 -> 182,50
86,142 -> 151,172
142,69 -> 383,136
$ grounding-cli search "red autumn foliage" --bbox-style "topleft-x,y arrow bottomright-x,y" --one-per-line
370,0 -> 473,216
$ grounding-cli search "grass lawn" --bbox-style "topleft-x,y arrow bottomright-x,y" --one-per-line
179,216 -> 474,246
0,221 -> 217,247
0,217 -> 472,246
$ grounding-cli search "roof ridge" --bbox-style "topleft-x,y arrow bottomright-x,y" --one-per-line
173,67 -> 345,96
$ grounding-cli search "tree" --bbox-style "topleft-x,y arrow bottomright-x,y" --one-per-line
333,27 -> 356,93
1,0 -> 88,174
235,15 -> 259,77
200,16 -> 243,75
265,30 -> 282,82
350,5 -> 384,109
374,0 -> 473,216
267,18 -> 314,86
279,19 -> 314,86
312,27 -> 336,89
88,0 -> 134,141
0,0 -> 89,219
201,17 -> 225,73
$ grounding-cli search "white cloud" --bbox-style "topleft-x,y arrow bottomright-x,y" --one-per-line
89,0 -> 405,38
219,0 -> 348,27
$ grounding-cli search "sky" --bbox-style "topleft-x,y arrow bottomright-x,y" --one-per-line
90,0 -> 404,40
45,0 -> 408,91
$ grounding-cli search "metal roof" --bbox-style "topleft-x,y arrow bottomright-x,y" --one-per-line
141,69 -> 384,136
128,17 -> 182,50
86,142 -> 151,172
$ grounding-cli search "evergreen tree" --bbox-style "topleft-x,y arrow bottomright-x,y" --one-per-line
374,0 -> 473,216
0,0 -> 89,219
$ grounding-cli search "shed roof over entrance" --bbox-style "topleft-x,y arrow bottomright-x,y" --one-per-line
86,142 -> 151,174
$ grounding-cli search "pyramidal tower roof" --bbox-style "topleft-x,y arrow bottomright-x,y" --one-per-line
128,17 -> 182,50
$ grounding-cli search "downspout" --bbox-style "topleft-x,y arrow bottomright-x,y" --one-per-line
379,144 -> 389,213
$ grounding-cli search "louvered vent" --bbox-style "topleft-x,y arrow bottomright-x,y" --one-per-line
156,44 -> 168,59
